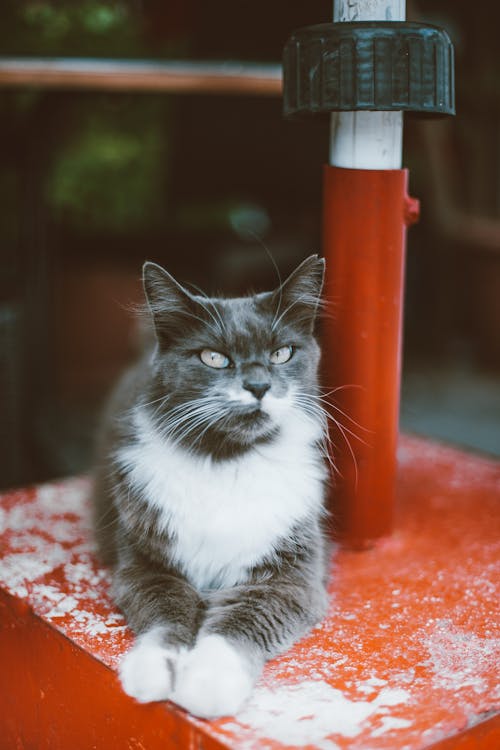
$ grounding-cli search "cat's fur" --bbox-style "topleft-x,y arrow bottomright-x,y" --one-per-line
92,255 -> 330,719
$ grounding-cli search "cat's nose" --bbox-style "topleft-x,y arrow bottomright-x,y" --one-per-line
243,381 -> 271,400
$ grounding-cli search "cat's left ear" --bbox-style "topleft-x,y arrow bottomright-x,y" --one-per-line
270,254 -> 325,333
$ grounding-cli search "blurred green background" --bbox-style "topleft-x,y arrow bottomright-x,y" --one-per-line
0,0 -> 499,488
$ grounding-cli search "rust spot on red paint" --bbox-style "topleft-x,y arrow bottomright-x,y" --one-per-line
404,195 -> 420,226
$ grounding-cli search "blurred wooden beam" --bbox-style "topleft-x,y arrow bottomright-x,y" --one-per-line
420,120 -> 500,253
0,58 -> 282,96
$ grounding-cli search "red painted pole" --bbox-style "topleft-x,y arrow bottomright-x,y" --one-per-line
322,165 -> 419,548
282,2 -> 452,550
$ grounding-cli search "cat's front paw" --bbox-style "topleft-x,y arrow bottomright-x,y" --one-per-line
119,628 -> 185,703
172,634 -> 255,719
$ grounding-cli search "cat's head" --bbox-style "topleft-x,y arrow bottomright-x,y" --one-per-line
142,255 -> 325,459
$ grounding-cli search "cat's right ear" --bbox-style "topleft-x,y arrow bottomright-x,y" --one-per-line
142,261 -> 197,347
269,254 -> 325,334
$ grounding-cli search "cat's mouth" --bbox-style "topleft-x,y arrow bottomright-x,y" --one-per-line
218,402 -> 276,442
228,402 -> 269,423
237,406 -> 268,423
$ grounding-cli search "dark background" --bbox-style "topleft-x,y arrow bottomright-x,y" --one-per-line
1,0 -> 499,489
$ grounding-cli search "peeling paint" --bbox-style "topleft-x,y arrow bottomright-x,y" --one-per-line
234,680 -> 398,744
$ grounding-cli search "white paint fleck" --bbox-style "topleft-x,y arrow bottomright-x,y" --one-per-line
64,561 -> 110,589
372,716 -> 413,736
366,677 -> 387,687
424,622 -> 500,696
72,609 -> 122,637
105,613 -> 126,626
234,680 -> 405,745
0,548 -> 67,593
0,503 -> 34,533
315,740 -> 341,750
45,595 -> 79,618
36,480 -> 89,517
374,687 -> 411,707
357,684 -> 376,695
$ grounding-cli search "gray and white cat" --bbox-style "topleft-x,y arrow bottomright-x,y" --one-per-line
92,254 -> 330,719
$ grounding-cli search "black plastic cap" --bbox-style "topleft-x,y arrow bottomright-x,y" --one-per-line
283,22 -> 455,119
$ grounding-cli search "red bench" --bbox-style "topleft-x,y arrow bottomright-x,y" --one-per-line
1,434 -> 499,749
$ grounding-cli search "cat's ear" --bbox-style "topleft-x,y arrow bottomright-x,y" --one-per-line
142,261 -> 201,346
270,254 -> 325,333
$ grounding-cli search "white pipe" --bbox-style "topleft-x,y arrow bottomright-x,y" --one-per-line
330,0 -> 405,169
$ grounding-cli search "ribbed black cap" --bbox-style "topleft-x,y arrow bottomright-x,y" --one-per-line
283,22 -> 455,119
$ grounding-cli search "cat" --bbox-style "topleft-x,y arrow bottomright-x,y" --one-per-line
91,254 -> 330,719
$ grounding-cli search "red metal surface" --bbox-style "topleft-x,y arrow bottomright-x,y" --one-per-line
429,713 -> 500,750
0,435 -> 498,749
0,589 -> 225,750
322,165 -> 419,548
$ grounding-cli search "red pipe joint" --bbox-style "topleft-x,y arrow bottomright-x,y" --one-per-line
322,165 -> 419,549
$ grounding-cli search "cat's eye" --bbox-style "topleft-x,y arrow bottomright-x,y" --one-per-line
200,349 -> 231,369
270,345 -> 294,365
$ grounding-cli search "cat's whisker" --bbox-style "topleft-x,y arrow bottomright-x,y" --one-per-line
294,392 -> 371,446
290,395 -> 334,450
294,405 -> 341,479
136,393 -> 172,411
329,417 -> 359,490
186,283 -> 228,339
92,505 -> 119,532
166,411 -> 223,444
191,412 -> 233,447
152,396 -> 223,426
155,402 -> 229,446
293,392 -> 363,485
320,384 -> 366,396
328,418 -> 370,448
177,308 -> 224,341
156,414 -> 214,445
317,444 -> 341,480
314,395 -> 373,435
271,292 -> 323,332
156,403 -> 215,428
270,284 -> 284,334
264,245 -> 284,291
245,231 -> 284,294
158,398 -> 224,423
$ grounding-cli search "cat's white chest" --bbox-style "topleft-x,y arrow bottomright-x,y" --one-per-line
119,412 -> 325,590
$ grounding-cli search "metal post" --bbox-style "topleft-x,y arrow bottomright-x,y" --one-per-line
323,0 -> 411,547
323,168 -> 418,548
282,3 -> 454,548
